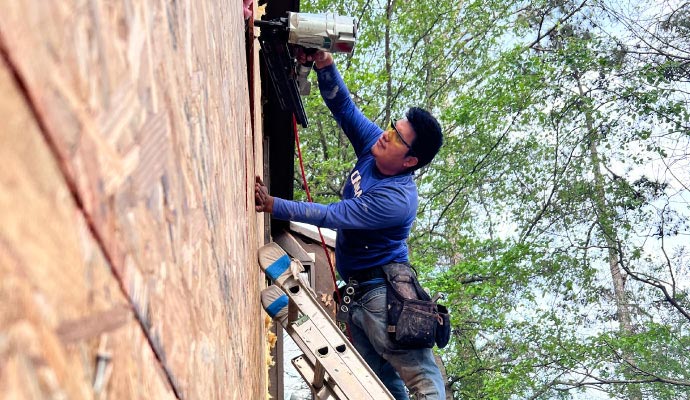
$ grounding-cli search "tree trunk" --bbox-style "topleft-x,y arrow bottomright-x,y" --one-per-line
433,352 -> 454,400
578,80 -> 642,400
384,0 -> 396,121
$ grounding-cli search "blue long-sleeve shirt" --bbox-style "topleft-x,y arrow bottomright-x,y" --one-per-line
273,64 -> 417,280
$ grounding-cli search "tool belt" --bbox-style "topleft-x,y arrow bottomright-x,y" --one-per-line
334,277 -> 385,326
334,267 -> 386,325
382,263 -> 451,349
348,267 -> 386,283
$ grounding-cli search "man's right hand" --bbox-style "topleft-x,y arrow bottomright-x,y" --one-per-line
255,176 -> 274,213
295,48 -> 334,69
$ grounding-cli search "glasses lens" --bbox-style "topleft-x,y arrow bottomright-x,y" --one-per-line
388,123 -> 398,141
390,119 -> 412,150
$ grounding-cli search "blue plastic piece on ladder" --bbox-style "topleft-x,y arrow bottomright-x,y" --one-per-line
265,294 -> 288,317
265,254 -> 291,281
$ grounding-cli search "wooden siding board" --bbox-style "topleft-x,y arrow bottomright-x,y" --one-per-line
1,0 -> 265,398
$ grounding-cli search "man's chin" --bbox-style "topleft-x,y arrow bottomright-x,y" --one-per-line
371,145 -> 379,157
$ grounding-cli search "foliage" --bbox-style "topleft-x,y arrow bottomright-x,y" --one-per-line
295,0 -> 690,398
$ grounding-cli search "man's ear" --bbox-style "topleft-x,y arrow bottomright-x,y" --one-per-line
403,156 -> 418,169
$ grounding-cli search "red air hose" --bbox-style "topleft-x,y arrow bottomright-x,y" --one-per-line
292,115 -> 355,341
292,116 -> 342,304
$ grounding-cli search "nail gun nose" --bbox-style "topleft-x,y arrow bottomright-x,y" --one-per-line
254,19 -> 285,29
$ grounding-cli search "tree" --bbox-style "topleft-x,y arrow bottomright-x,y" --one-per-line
295,0 -> 690,398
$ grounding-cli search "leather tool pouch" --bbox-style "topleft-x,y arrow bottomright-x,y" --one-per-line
382,263 -> 451,349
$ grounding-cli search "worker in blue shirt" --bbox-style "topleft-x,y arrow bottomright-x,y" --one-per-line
255,50 -> 445,399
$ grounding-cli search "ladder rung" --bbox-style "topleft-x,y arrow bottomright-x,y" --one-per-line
292,355 -> 342,399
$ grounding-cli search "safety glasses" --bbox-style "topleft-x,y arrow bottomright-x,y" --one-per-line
389,119 -> 414,154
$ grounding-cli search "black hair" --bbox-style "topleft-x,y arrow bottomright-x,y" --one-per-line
406,107 -> 443,171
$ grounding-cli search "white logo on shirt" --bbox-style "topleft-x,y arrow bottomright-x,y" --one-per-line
350,170 -> 363,198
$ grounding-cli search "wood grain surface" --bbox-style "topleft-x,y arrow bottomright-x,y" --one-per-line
0,1 -> 266,398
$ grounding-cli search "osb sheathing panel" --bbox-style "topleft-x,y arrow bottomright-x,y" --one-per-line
0,57 -> 175,399
0,0 -> 265,399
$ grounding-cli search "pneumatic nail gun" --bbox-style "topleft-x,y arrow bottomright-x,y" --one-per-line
255,12 -> 357,127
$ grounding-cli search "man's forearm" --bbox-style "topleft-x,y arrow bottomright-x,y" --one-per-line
272,198 -> 330,227
316,63 -> 352,114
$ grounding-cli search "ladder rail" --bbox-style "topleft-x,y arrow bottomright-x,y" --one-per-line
259,242 -> 394,400
292,355 -> 344,399
282,279 -> 392,399
283,279 -> 394,398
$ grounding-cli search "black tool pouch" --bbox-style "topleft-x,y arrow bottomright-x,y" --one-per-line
382,263 -> 451,349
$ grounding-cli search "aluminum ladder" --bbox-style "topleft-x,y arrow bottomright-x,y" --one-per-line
259,242 -> 394,400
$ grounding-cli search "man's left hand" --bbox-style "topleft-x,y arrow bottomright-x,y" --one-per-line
255,176 -> 274,213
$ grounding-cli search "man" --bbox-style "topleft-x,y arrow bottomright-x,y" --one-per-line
255,50 -> 444,399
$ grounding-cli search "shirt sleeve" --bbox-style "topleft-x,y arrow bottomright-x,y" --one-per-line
272,186 -> 413,230
316,64 -> 381,157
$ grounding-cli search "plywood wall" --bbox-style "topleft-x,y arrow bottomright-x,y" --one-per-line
0,1 -> 265,399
